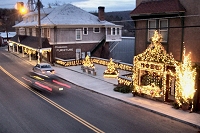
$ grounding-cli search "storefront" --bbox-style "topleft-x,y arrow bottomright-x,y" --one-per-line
9,35 -> 52,63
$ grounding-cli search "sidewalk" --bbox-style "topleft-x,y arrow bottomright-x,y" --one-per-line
54,64 -> 200,129
6,49 -> 200,129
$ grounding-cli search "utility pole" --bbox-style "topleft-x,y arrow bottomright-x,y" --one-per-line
37,0 -> 42,64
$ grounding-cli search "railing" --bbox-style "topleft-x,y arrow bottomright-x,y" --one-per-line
91,35 -> 106,56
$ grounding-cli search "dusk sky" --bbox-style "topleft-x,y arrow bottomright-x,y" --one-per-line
0,0 -> 136,12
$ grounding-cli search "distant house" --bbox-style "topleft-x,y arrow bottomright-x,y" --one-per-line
130,0 -> 200,112
0,32 -> 16,46
10,4 -> 122,63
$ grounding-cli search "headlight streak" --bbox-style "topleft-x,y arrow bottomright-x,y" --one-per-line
0,66 -> 104,133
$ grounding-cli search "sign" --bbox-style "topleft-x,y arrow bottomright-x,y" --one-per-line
55,46 -> 73,52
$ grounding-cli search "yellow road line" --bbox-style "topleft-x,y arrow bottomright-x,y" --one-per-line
0,66 -> 104,133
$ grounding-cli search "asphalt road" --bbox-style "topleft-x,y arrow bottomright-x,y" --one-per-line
0,47 -> 198,133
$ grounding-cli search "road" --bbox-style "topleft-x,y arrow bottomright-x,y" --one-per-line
0,47 -> 198,133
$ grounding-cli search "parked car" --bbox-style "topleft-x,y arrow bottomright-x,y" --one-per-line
33,63 -> 55,76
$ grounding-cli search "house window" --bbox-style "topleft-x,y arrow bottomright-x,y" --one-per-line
26,28 -> 30,36
112,28 -> 116,35
159,19 -> 168,42
41,28 -> 44,37
148,19 -> 168,42
107,27 -> 111,35
117,28 -> 120,35
32,28 -> 36,36
47,28 -> 50,38
93,27 -> 100,33
83,27 -> 88,35
19,28 -> 25,35
76,29 -> 82,40
148,20 -> 156,41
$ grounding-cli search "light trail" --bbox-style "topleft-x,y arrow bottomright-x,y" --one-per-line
0,66 -> 104,133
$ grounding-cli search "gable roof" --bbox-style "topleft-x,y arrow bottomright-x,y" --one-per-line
130,0 -> 186,20
14,4 -> 116,28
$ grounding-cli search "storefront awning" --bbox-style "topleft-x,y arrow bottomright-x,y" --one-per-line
10,35 -> 51,51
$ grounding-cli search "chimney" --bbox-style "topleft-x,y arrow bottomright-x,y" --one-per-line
98,6 -> 105,21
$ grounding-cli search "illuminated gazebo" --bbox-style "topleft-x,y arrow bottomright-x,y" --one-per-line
132,31 -> 178,101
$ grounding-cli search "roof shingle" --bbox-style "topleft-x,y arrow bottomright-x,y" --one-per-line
14,4 -> 116,27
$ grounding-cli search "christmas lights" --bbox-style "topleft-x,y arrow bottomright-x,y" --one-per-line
82,55 -> 95,69
103,58 -> 119,78
174,47 -> 197,110
132,30 -> 177,100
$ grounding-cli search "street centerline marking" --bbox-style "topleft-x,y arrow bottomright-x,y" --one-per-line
0,66 -> 104,133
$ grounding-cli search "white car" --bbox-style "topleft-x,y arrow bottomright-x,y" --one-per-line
33,63 -> 55,76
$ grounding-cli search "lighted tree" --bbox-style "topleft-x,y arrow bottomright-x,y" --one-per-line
175,47 -> 197,108
82,55 -> 94,68
104,58 -> 119,77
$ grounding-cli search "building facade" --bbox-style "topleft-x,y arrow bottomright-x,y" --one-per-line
10,4 -> 122,63
130,0 -> 200,111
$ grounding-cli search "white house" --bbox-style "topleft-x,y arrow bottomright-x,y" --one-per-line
10,4 -> 123,63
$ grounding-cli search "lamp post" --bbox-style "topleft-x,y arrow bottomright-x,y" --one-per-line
37,0 -> 42,64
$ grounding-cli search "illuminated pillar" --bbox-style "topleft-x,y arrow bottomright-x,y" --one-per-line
29,53 -> 31,61
12,44 -> 14,52
22,47 -> 24,57
9,44 -> 11,52
17,45 -> 19,54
